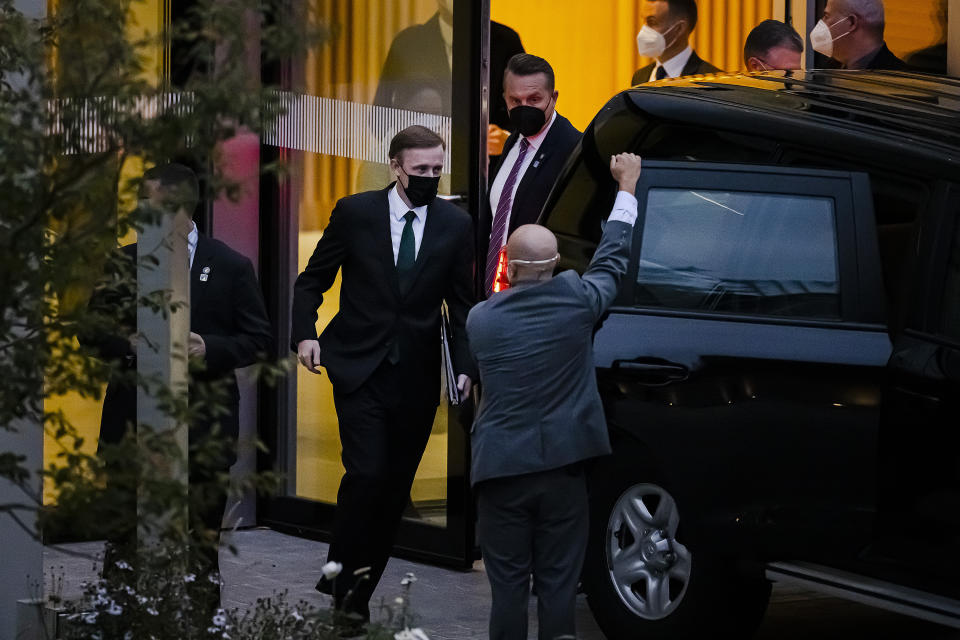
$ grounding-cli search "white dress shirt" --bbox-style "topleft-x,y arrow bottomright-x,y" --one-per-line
653,45 -> 694,80
188,221 -> 198,269
488,110 -> 557,251
608,190 -> 639,226
388,183 -> 428,263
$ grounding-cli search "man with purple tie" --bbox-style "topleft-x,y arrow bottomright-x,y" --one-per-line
480,53 -> 581,297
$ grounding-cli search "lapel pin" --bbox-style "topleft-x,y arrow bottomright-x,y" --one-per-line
200,266 -> 210,282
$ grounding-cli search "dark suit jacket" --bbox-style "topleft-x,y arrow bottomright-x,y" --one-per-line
479,113 -> 582,284
374,14 -> 451,116
291,185 -> 476,395
467,219 -> 633,485
863,44 -> 910,71
631,50 -> 721,85
85,236 -> 273,449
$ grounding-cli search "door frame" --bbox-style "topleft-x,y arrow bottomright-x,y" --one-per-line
255,0 -> 489,569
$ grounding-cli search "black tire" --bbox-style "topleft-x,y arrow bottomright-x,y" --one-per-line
583,464 -> 771,639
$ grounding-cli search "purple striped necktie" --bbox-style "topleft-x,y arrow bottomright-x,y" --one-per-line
485,137 -> 530,295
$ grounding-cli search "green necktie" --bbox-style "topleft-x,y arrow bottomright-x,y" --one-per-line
397,211 -> 417,273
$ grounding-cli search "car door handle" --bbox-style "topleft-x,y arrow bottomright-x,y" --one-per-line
612,359 -> 689,384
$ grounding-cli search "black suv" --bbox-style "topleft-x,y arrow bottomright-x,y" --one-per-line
539,70 -> 960,639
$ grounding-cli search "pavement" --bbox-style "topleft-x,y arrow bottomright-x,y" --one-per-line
44,528 -> 960,639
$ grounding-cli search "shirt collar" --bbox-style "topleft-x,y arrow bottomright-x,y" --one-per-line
657,45 -> 694,78
187,221 -> 198,250
520,110 -> 557,151
389,183 -> 428,222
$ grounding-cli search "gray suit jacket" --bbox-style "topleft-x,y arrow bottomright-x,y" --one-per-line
466,219 -> 633,486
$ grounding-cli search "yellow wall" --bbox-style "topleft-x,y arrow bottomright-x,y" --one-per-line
885,0 -> 947,60
492,0 -> 774,132
43,1 -> 163,503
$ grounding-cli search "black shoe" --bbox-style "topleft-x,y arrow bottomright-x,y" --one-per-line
315,576 -> 334,595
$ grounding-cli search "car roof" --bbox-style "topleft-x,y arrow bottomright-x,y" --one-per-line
626,70 -> 960,157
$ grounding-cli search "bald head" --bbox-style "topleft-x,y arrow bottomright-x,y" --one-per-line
506,225 -> 559,284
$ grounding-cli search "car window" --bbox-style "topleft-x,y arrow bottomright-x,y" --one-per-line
779,148 -> 928,314
634,189 -> 841,319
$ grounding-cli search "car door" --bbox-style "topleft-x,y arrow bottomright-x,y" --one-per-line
589,162 -> 890,563
872,183 -> 960,597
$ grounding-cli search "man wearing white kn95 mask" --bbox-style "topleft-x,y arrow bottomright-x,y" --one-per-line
631,0 -> 720,85
810,0 -> 909,71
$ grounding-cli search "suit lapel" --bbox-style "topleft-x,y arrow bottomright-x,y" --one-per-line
682,51 -> 703,76
376,185 -> 402,298
511,121 -> 561,228
190,235 -> 216,326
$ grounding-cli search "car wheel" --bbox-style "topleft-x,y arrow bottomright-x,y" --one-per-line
584,469 -> 770,639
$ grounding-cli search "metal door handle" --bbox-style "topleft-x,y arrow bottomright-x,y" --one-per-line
612,359 -> 689,384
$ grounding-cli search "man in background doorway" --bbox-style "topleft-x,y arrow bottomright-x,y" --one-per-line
811,0 -> 909,70
632,0 -> 720,84
83,163 -> 273,617
744,19 -> 804,71
481,53 -> 580,297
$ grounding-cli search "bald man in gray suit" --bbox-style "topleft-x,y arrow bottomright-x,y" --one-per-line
466,153 -> 643,640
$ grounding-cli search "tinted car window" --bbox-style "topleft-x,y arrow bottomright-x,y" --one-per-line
635,189 -> 840,319
942,216 -> 960,341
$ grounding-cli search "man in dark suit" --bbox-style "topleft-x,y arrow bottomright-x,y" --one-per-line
481,53 -> 581,297
467,153 -> 644,640
85,163 -> 273,612
812,0 -> 909,70
292,126 -> 476,622
363,5 -> 524,180
375,5 -> 523,123
632,0 -> 720,84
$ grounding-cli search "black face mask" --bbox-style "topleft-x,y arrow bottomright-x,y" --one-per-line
508,99 -> 551,137
399,169 -> 440,207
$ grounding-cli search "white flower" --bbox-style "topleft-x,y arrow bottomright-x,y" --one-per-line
208,572 -> 222,584
400,572 -> 418,586
212,610 -> 227,627
114,560 -> 132,571
146,606 -> 159,616
107,601 -> 123,615
83,612 -> 98,624
291,610 -> 304,622
395,628 -> 429,640
183,573 -> 196,583
321,561 -> 343,579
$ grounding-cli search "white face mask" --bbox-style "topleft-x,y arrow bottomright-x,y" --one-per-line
636,22 -> 680,59
810,16 -> 852,58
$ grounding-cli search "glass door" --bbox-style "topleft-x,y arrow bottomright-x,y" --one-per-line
258,0 -> 488,568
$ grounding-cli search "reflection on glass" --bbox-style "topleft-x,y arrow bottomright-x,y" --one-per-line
636,189 -> 840,319
290,0 -> 456,528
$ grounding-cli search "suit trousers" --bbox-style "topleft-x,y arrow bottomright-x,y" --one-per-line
101,433 -> 233,621
326,360 -> 439,616
476,465 -> 589,640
